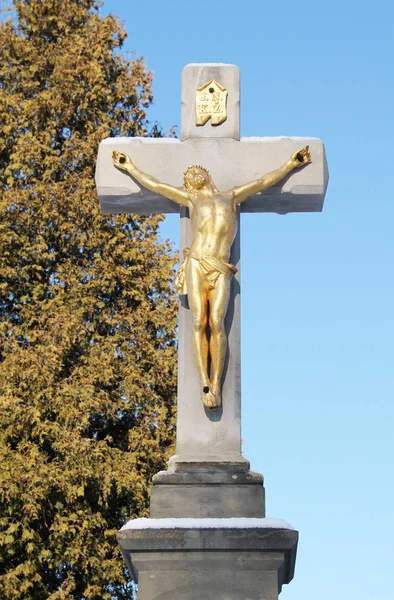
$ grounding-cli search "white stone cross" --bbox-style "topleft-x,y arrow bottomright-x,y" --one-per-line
95,63 -> 328,468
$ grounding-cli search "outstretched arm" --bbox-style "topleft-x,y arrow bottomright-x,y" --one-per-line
232,146 -> 311,205
112,151 -> 190,207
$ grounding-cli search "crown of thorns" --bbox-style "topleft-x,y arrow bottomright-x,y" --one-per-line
183,165 -> 211,188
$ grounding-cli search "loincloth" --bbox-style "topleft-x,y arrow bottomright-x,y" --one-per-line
174,247 -> 237,296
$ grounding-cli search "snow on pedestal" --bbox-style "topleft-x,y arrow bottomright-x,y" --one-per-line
121,517 -> 294,531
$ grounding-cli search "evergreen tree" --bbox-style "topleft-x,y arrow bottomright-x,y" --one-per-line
0,1 -> 178,598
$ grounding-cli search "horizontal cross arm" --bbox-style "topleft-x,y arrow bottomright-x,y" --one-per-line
96,136 -> 328,215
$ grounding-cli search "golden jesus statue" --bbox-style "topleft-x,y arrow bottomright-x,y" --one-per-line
113,146 -> 311,411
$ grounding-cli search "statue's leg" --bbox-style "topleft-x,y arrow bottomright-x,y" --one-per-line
208,274 -> 231,409
185,260 -> 216,408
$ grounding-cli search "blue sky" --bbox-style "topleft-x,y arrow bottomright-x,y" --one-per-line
102,1 -> 394,598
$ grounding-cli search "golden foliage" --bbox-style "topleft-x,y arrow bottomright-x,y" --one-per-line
0,1 -> 177,598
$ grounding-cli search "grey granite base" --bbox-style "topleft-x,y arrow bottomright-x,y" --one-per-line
150,460 -> 265,518
117,525 -> 298,600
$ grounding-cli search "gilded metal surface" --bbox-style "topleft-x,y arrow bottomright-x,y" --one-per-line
195,80 -> 227,126
112,147 -> 311,411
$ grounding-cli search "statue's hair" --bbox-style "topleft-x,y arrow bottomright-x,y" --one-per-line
183,165 -> 211,189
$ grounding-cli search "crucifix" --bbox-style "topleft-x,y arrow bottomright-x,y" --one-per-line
95,63 -> 328,469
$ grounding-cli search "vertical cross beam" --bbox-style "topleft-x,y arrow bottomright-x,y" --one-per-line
175,65 -> 245,467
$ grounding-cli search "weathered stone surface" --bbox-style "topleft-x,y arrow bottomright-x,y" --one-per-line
150,483 -> 265,518
150,463 -> 265,518
152,462 -> 262,484
117,526 -> 298,600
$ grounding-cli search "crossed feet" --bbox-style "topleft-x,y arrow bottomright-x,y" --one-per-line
202,383 -> 221,412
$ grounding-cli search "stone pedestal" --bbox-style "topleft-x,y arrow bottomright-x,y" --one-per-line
117,522 -> 298,600
150,460 -> 265,519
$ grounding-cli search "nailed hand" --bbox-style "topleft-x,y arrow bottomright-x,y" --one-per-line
289,145 -> 311,168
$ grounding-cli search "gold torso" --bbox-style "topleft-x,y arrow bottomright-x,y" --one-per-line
188,191 -> 237,262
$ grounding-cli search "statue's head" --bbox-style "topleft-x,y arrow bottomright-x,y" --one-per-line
183,165 -> 211,191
